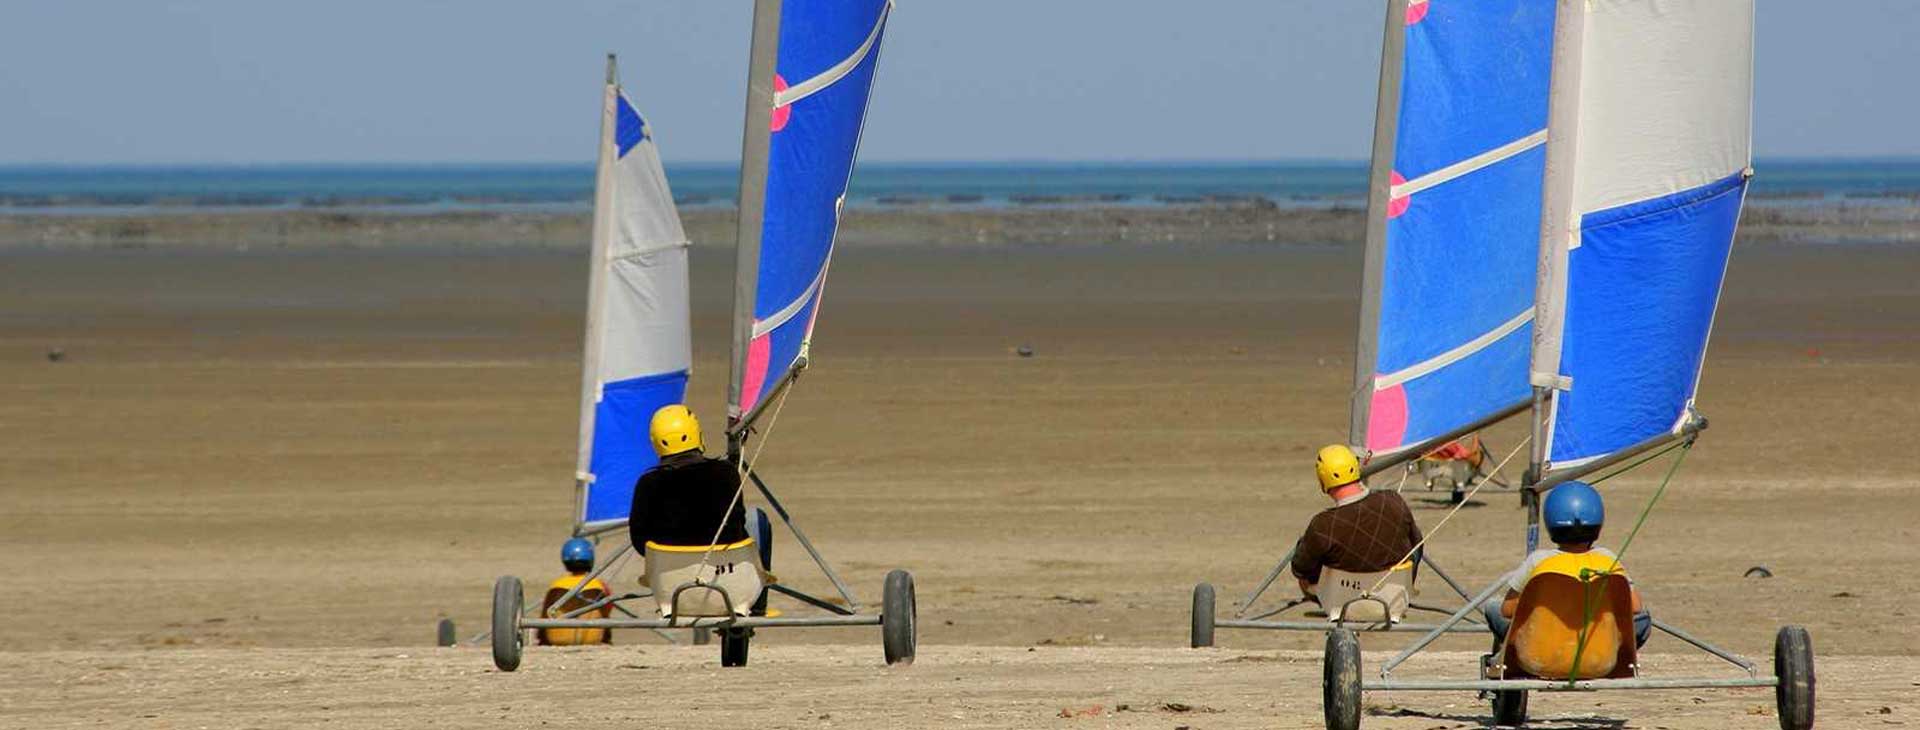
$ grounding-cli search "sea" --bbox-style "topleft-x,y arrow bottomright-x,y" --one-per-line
2,159 -> 1917,215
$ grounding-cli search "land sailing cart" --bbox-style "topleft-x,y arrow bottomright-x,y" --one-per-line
490,0 -> 917,672
1314,2 -> 1812,729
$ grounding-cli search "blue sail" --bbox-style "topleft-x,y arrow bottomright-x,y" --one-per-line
732,0 -> 891,423
1354,0 -> 1554,457
575,69 -> 693,532
1532,1 -> 1755,471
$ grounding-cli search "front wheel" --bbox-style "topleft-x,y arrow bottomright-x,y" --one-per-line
491,576 -> 524,672
882,569 -> 917,666
720,628 -> 752,667
1775,625 -> 1815,730
1322,628 -> 1361,730
1190,582 -> 1216,648
1491,688 -> 1528,727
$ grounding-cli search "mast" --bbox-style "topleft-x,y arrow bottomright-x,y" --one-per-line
1349,0 -> 1409,451
727,0 -> 784,457
574,53 -> 621,525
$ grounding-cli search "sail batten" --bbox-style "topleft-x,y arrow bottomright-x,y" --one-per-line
1352,0 -> 1556,460
574,58 -> 694,532
1530,0 -> 1755,474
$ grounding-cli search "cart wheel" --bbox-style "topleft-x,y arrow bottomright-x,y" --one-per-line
436,618 -> 457,647
491,576 -> 524,672
1449,485 -> 1467,505
1323,628 -> 1362,730
1491,687 -> 1528,727
1190,582 -> 1216,648
1774,625 -> 1815,730
882,569 -> 917,666
720,628 -> 752,667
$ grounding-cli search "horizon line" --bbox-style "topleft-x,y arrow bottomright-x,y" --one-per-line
5,155 -> 1920,170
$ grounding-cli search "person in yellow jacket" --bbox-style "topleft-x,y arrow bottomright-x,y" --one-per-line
536,538 -> 613,645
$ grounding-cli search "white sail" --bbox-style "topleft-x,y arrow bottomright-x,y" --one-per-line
575,56 -> 694,533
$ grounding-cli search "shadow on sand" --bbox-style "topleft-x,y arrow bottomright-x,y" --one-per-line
1369,705 -> 1628,729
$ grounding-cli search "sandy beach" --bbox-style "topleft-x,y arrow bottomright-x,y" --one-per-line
3,211 -> 1918,727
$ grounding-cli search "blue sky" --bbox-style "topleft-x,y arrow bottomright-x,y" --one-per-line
2,1 -> 1912,164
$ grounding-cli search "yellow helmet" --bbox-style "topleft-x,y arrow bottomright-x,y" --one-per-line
649,405 -> 704,457
1315,444 -> 1363,491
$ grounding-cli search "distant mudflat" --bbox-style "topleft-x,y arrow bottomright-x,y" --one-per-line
0,200 -> 1914,250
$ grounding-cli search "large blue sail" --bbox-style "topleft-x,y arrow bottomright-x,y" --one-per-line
728,0 -> 892,429
1531,0 -> 1755,472
1352,0 -> 1554,458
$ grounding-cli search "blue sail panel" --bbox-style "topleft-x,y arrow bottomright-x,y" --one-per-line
1547,173 -> 1746,465
1359,0 -> 1553,455
737,0 -> 890,418
582,371 -> 689,526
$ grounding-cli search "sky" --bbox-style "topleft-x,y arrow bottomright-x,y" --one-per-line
1,1 -> 1913,165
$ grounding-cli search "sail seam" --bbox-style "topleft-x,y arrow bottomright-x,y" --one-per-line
1390,129 -> 1548,199
773,3 -> 890,108
751,263 -> 830,339
1375,308 -> 1533,390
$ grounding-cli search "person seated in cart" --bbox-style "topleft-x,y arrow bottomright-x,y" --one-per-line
535,537 -> 613,645
1481,481 -> 1651,648
1290,444 -> 1424,602
628,405 -> 750,559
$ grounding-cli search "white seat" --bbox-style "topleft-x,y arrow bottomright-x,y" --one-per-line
644,538 -> 766,619
1315,560 -> 1415,624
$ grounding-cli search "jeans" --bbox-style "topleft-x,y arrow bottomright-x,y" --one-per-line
1482,599 -> 1652,650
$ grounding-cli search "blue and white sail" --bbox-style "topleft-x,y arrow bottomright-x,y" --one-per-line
1530,1 -> 1754,474
1351,0 -> 1555,460
727,0 -> 892,432
575,57 -> 693,533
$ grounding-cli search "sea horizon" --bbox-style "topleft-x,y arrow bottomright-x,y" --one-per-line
5,158 -> 1919,215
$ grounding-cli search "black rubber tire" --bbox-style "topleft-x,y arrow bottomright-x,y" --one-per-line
491,576 -> 524,672
1190,582 -> 1216,648
1323,629 -> 1362,730
720,628 -> 752,667
1774,625 -> 1815,730
882,569 -> 917,666
1491,688 -> 1528,727
436,618 -> 457,647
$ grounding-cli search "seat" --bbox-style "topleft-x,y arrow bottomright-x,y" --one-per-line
1315,559 -> 1416,624
644,538 -> 766,619
1495,552 -> 1637,680
538,575 -> 612,645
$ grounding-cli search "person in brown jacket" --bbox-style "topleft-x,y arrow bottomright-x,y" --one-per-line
1291,444 -> 1423,600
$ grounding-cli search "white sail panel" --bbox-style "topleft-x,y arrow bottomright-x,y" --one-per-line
576,74 -> 693,532
1532,0 -> 1754,469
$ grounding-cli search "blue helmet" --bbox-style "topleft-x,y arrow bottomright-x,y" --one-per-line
1542,481 -> 1604,544
561,538 -> 595,573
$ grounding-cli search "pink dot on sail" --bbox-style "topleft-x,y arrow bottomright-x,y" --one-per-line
1406,0 -> 1430,25
740,332 -> 772,415
770,75 -> 792,132
1387,171 -> 1410,219
1366,383 -> 1409,453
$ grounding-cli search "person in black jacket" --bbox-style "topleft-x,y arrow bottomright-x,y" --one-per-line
628,405 -> 748,554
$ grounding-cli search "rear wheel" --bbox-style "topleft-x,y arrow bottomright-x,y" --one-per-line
1774,625 -> 1815,730
490,576 -> 524,672
1490,687 -> 1528,727
720,628 -> 752,667
882,569 -> 917,666
1322,628 -> 1361,730
1190,582 -> 1216,648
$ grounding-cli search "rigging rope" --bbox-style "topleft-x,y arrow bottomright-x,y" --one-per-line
1564,438 -> 1693,686
1364,435 -> 1532,596
696,382 -> 797,570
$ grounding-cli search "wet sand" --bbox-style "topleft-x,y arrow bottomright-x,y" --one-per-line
2,230 -> 1918,726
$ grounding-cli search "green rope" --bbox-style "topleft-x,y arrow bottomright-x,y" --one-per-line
1586,438 -> 1686,487
1563,439 -> 1693,687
